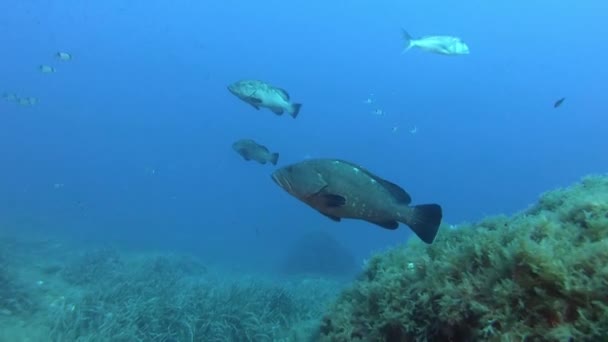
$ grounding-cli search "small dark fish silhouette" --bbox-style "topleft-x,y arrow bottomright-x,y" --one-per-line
271,158 -> 443,244
232,139 -> 279,165
553,97 -> 565,108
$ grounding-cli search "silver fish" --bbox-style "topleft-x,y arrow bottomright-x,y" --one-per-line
402,29 -> 470,56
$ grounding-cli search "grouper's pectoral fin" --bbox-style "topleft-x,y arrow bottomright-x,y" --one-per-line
322,194 -> 346,207
369,220 -> 399,230
247,102 -> 260,110
246,96 -> 262,110
240,150 -> 251,160
320,212 -> 341,222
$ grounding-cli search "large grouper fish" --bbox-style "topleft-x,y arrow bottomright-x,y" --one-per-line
271,158 -> 443,244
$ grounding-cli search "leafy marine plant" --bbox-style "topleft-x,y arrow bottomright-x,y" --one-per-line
318,174 -> 608,341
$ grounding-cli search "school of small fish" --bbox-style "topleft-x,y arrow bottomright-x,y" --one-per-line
2,51 -> 73,107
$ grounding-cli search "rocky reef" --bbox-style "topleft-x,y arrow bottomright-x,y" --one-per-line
318,174 -> 608,341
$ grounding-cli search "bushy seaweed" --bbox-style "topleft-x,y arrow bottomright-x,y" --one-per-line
318,174 -> 608,341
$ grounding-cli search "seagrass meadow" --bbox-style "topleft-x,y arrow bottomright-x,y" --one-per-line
0,241 -> 344,341
1,174 -> 607,342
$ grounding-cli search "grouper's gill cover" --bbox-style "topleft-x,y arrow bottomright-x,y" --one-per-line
273,164 -> 327,198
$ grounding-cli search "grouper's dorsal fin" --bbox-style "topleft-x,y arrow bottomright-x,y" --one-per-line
335,159 -> 412,204
275,88 -> 290,101
376,179 -> 412,204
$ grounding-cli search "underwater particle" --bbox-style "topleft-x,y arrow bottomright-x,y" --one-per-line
371,108 -> 385,116
232,138 -> 279,166
36,280 -> 44,286
407,262 -> 415,270
227,79 -> 302,118
392,126 -> 399,133
48,296 -> 66,309
363,93 -> 375,104
401,29 -> 470,55
39,65 -> 56,73
553,97 -> 565,108
56,51 -> 72,61
409,126 -> 418,134
271,158 -> 443,244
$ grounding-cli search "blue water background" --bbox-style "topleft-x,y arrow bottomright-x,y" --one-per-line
1,0 -> 606,270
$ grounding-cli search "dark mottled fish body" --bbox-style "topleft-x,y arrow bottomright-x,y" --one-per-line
271,158 -> 442,244
232,139 -> 279,165
227,80 -> 302,118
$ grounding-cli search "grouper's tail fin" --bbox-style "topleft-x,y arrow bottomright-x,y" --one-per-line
401,29 -> 414,54
289,103 -> 302,119
406,204 -> 442,244
270,153 -> 279,166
